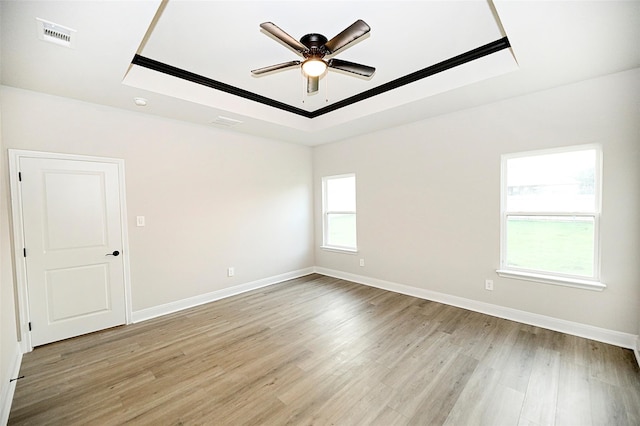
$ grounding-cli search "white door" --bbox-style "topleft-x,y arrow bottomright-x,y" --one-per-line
19,157 -> 126,346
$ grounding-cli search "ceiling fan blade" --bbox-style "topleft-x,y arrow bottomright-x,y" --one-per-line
324,19 -> 371,54
307,76 -> 319,93
260,22 -> 306,55
251,60 -> 301,75
328,58 -> 375,77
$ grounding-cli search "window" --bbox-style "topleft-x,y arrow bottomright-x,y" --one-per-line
322,174 -> 357,252
498,145 -> 604,290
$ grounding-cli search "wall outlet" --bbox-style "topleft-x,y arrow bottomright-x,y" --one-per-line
485,279 -> 494,291
359,258 -> 365,267
227,267 -> 234,277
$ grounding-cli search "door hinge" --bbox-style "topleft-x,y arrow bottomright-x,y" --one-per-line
23,248 -> 26,258
18,172 -> 22,182
28,322 -> 32,331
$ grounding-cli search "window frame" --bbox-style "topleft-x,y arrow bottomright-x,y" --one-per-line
497,144 -> 605,291
321,173 -> 357,253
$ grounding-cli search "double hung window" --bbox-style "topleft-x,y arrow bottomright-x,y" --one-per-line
498,145 -> 603,289
322,174 -> 357,252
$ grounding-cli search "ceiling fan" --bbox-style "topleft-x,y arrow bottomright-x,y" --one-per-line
251,19 -> 376,94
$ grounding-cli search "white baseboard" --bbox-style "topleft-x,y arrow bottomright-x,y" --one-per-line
132,267 -> 315,323
314,267 -> 638,350
1,342 -> 23,425
130,265 -> 638,353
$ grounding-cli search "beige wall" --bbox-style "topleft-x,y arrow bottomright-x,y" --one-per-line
0,87 -> 315,312
314,69 -> 640,335
1,85 -> 22,421
1,69 -> 638,403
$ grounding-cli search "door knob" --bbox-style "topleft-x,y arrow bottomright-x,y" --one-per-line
106,250 -> 120,257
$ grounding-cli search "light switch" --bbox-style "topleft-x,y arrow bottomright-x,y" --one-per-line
136,216 -> 145,227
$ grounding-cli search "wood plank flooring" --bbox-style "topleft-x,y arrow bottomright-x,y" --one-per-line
9,274 -> 640,425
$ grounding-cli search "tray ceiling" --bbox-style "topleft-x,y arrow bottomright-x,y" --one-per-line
2,1 -> 638,145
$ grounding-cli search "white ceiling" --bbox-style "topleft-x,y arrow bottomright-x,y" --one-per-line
2,1 -> 639,146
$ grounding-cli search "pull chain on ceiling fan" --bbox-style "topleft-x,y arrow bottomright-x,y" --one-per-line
251,19 -> 375,94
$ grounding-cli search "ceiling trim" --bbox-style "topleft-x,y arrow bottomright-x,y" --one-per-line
131,55 -> 312,116
131,37 -> 511,119
311,37 -> 511,118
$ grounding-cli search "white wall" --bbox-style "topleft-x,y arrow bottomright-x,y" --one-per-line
314,69 -> 640,336
0,86 -> 314,313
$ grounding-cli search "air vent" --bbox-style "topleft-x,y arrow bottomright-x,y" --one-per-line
36,18 -> 76,48
211,116 -> 243,127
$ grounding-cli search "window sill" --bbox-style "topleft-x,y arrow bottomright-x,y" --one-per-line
496,269 -> 606,291
320,246 -> 358,254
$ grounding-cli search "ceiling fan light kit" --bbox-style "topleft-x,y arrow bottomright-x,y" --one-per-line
252,19 -> 375,94
301,59 -> 327,77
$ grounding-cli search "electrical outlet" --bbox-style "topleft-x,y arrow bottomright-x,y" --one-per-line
227,267 -> 234,277
359,259 -> 365,267
485,279 -> 494,291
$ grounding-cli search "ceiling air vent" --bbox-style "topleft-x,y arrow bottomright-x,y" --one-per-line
36,18 -> 76,48
211,116 -> 243,127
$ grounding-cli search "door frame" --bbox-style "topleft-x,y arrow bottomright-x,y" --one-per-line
8,149 -> 133,352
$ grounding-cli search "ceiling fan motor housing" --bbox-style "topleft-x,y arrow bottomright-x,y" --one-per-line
300,33 -> 328,58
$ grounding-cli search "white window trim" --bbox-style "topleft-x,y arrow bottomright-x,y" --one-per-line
320,245 -> 358,254
496,270 -> 605,291
322,173 -> 357,253
498,144 -> 605,290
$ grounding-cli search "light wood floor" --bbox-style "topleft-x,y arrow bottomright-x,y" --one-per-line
9,274 -> 640,425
